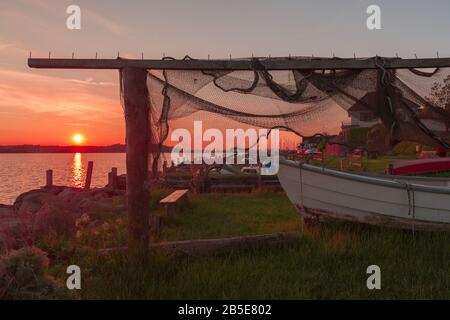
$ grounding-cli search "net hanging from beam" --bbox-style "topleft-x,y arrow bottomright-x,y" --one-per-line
121,56 -> 450,175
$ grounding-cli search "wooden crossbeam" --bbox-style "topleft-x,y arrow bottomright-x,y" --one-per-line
28,57 -> 450,70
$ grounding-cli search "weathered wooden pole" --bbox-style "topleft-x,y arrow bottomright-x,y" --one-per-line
257,168 -> 262,190
110,167 -> 118,189
28,57 -> 450,70
162,161 -> 167,178
46,169 -> 53,187
84,161 -> 94,190
121,67 -> 150,256
107,167 -> 118,189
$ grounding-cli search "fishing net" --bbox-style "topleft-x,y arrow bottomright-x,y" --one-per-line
136,56 -> 450,175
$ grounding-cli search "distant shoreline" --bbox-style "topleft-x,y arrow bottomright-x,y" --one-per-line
0,144 -> 172,153
0,151 -> 126,154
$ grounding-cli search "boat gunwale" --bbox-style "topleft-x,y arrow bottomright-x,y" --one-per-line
279,158 -> 450,195
348,170 -> 450,183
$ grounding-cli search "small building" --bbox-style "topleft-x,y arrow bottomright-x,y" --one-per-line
343,101 -> 380,130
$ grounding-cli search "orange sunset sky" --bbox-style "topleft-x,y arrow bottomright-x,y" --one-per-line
1,0 -> 450,146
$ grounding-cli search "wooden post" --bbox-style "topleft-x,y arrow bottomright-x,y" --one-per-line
258,164 -> 262,190
84,161 -> 94,190
111,167 -> 118,189
122,67 -> 150,255
107,167 -> 118,189
162,161 -> 167,178
108,171 -> 113,188
46,170 -> 53,187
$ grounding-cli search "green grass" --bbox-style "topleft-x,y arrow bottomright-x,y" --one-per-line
312,154 -> 450,178
364,155 -> 415,173
37,191 -> 450,300
161,191 -> 299,241
166,171 -> 277,180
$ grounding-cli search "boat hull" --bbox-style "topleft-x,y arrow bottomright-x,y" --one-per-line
278,159 -> 450,232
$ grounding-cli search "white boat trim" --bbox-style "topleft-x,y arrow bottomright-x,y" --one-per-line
278,158 -> 450,232
280,159 -> 450,194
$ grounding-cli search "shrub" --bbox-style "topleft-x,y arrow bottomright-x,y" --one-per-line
392,141 -> 418,156
75,215 -> 128,250
316,139 -> 327,152
0,247 -> 65,299
347,127 -> 369,146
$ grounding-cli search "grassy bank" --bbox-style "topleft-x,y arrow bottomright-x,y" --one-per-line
36,190 -> 450,300
311,154 -> 450,178
310,155 -> 417,173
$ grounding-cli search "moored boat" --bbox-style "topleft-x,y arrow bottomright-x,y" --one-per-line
278,158 -> 450,232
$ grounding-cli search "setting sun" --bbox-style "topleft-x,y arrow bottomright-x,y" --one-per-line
72,134 -> 85,145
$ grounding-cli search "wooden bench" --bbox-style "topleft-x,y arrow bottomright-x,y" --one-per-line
159,189 -> 189,217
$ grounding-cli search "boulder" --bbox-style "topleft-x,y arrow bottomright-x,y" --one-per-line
14,186 -> 82,210
3,186 -> 126,250
0,206 -> 25,252
0,205 -> 13,216
31,202 -> 78,238
15,191 -> 59,217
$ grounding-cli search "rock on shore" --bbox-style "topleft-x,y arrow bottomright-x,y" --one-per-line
0,186 -> 125,252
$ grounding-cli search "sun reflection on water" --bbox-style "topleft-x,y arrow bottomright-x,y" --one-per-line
71,153 -> 84,188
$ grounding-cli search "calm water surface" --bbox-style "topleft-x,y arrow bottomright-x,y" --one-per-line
0,153 -> 126,205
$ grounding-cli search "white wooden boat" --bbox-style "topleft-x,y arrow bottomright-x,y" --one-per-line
278,158 -> 450,231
